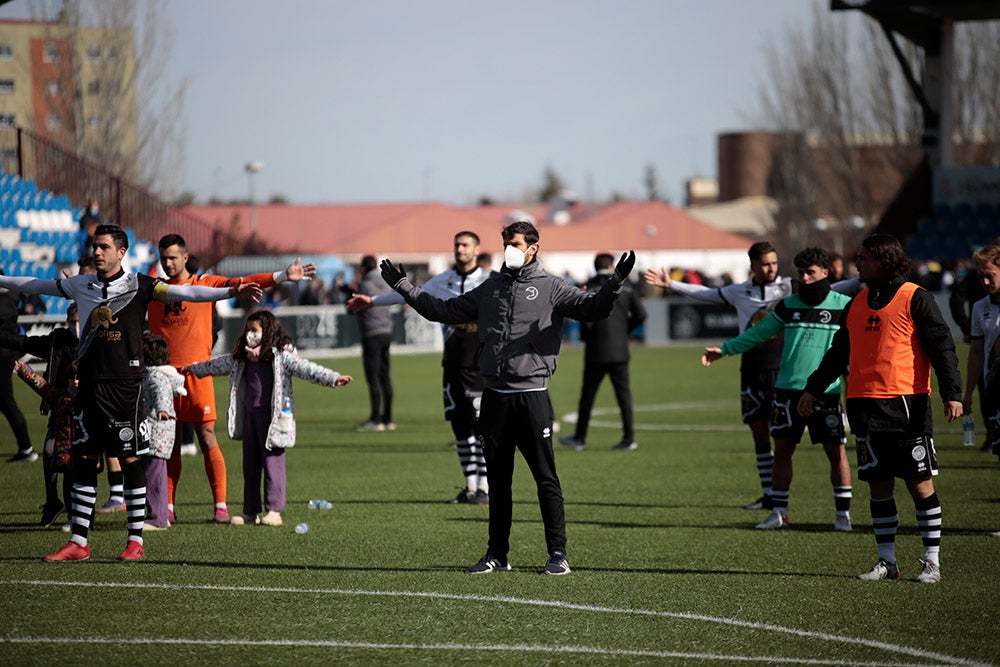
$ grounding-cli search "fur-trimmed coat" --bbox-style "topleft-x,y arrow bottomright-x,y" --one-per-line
186,345 -> 343,450
143,365 -> 188,459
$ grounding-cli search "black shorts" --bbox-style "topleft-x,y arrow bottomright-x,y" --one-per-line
845,395 -> 937,481
770,389 -> 845,444
740,367 -> 778,424
74,379 -> 150,458
442,363 -> 484,421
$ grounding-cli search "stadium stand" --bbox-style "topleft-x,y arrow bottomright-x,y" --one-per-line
907,201 -> 1000,261
0,170 -> 157,315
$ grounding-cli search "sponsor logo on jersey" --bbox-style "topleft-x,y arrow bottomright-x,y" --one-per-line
525,286 -> 539,301
91,304 -> 118,329
119,426 -> 134,442
866,314 -> 881,332
911,444 -> 926,461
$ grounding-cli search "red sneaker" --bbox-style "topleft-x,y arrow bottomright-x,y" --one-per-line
119,541 -> 145,561
214,506 -> 230,523
44,541 -> 90,562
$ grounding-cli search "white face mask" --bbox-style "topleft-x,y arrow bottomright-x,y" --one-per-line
504,244 -> 527,270
245,330 -> 262,347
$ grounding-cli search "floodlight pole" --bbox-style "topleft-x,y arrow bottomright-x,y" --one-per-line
245,161 -> 263,236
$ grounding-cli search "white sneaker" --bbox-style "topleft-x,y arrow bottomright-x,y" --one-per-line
858,558 -> 900,580
916,558 -> 941,584
230,513 -> 260,526
990,530 -> 1000,538
834,514 -> 853,532
260,511 -> 283,526
180,443 -> 198,456
755,510 -> 788,530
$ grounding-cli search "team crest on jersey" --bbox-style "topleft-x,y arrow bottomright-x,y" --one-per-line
119,426 -> 135,442
911,444 -> 927,461
91,304 -> 119,328
819,310 -> 832,323
525,286 -> 539,300
164,300 -> 186,317
825,414 -> 840,428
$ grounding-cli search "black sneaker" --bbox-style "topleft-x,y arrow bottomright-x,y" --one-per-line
40,500 -> 65,527
542,551 -> 571,575
744,494 -> 773,510
446,489 -> 476,504
9,448 -> 39,463
466,551 -> 511,574
474,490 -> 489,505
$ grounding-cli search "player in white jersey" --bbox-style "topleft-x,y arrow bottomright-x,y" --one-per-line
0,225 -> 262,562
348,231 -> 492,503
646,242 -> 792,510
963,244 -> 1000,538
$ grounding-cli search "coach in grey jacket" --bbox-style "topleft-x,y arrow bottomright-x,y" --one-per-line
355,255 -> 395,431
381,219 -> 635,575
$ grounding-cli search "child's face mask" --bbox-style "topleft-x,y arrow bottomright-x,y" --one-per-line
246,330 -> 262,347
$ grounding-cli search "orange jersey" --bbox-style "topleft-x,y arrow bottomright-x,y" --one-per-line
846,281 -> 931,399
147,272 -> 277,367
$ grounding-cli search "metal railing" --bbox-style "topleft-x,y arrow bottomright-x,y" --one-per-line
0,126 -> 247,266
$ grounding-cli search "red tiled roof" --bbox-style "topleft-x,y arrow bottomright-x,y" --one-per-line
180,200 -> 752,257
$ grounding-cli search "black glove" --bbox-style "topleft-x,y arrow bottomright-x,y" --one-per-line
380,259 -> 407,289
613,250 -> 636,284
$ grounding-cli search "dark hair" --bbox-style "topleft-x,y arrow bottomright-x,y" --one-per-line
51,356 -> 78,391
66,302 -> 78,319
233,310 -> 293,363
748,241 -> 776,263
502,220 -> 539,245
186,253 -> 200,275
793,247 -> 830,270
77,256 -> 94,270
158,234 -> 187,252
142,332 -> 171,366
860,234 -> 910,278
95,224 -> 129,249
455,231 -> 480,245
594,252 -> 615,271
361,255 -> 378,272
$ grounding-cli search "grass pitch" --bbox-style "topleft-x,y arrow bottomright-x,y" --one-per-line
1,344 -> 997,665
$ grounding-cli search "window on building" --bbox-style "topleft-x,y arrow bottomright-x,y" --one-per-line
43,43 -> 60,63
86,45 -> 101,61
87,80 -> 100,95
46,113 -> 62,131
0,114 -> 15,128
45,79 -> 61,96
0,43 -> 13,60
0,79 -> 14,95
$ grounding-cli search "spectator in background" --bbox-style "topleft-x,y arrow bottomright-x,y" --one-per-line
328,273 -> 349,305
829,253 -> 845,282
299,277 -> 328,306
353,255 -> 395,431
560,252 -> 647,452
77,198 -> 103,261
1,268 -> 38,463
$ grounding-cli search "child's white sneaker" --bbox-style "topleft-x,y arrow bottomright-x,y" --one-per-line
260,511 -> 283,526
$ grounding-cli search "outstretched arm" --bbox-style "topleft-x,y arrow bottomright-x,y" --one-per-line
161,279 -> 261,303
0,276 -> 61,297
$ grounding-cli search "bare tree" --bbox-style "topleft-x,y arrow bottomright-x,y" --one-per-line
29,0 -> 187,198
752,5 -> 1000,258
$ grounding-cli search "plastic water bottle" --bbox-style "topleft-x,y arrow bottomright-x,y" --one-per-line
308,499 -> 319,509
317,499 -> 332,510
294,522 -> 309,534
962,414 -> 976,447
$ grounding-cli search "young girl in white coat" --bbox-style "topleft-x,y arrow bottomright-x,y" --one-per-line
183,310 -> 351,526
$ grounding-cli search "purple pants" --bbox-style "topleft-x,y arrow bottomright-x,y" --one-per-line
242,408 -> 286,515
143,457 -> 169,528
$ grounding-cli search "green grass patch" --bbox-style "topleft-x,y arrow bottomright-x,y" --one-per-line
1,344 -> 997,665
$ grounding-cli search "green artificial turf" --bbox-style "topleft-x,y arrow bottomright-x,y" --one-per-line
1,344 -> 997,665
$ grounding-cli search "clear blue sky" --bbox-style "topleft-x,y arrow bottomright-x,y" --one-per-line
4,0 -> 861,205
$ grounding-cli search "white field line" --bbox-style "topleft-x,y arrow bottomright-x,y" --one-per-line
0,580 -> 991,667
561,403 -> 747,432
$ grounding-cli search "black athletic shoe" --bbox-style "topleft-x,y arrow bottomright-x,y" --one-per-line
9,448 -> 39,463
466,551 -> 511,574
447,489 -> 476,504
745,494 -> 773,510
474,490 -> 489,505
542,551 -> 571,575
40,500 -> 65,527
